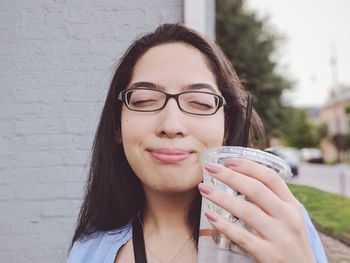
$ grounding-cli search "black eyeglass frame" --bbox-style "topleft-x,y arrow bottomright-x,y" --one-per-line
117,88 -> 226,116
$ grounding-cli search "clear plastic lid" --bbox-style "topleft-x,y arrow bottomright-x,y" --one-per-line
201,146 -> 292,182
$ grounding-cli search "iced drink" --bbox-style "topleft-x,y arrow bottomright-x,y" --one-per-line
197,146 -> 292,263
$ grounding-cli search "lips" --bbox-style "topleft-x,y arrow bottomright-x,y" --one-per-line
148,148 -> 193,164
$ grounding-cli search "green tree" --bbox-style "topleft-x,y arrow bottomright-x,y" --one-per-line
332,133 -> 350,151
317,122 -> 328,139
216,0 -> 291,138
281,108 -> 321,148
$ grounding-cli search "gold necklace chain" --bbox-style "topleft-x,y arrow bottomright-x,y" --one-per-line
146,238 -> 191,263
138,214 -> 192,263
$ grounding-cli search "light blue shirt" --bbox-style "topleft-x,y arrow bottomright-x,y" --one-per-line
67,206 -> 328,263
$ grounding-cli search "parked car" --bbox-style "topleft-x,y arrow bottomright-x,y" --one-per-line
265,146 -> 301,176
300,148 -> 324,163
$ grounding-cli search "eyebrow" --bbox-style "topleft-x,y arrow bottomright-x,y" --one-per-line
129,82 -> 219,93
129,82 -> 162,90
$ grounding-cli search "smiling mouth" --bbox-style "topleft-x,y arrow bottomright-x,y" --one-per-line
147,148 -> 193,164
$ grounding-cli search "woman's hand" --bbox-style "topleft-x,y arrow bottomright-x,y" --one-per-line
198,158 -> 317,263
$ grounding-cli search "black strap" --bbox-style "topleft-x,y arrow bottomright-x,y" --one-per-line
132,214 -> 148,263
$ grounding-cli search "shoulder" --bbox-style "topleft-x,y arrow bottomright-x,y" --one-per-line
301,205 -> 328,263
67,223 -> 132,263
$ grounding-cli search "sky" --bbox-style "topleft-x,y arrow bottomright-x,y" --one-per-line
245,0 -> 350,108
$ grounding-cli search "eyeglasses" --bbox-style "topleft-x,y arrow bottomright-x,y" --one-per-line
117,88 -> 226,116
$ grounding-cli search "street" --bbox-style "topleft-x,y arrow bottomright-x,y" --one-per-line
319,231 -> 350,263
290,163 -> 350,198
289,162 -> 350,262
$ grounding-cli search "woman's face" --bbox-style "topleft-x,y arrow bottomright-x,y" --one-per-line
121,43 -> 225,194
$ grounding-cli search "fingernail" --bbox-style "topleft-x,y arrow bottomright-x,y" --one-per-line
205,211 -> 219,222
198,183 -> 213,195
225,158 -> 241,166
205,163 -> 221,174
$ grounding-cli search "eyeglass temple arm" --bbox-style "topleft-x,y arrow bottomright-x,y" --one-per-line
117,92 -> 123,101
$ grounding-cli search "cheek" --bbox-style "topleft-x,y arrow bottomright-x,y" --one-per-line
121,109 -> 148,143
121,117 -> 134,145
199,112 -> 225,147
121,112 -> 149,182
120,110 -> 145,158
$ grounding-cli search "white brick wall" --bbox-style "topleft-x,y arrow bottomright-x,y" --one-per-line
0,1 -> 182,262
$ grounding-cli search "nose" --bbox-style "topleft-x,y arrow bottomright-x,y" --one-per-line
155,98 -> 188,138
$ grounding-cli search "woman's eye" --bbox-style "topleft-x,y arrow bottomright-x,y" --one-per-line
130,99 -> 157,106
188,101 -> 214,110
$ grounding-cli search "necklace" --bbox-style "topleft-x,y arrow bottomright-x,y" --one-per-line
137,213 -> 193,263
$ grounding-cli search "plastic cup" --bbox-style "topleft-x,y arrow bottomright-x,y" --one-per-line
197,146 -> 292,263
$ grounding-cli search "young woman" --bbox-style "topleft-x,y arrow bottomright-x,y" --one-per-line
67,24 -> 327,263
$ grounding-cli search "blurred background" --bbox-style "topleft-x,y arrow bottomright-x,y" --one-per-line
0,0 -> 349,262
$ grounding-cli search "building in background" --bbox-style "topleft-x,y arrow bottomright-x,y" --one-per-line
0,1 -> 215,262
184,0 -> 215,40
319,86 -> 350,161
320,86 -> 350,136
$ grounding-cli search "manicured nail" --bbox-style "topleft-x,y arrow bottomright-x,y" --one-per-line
198,183 -> 213,195
205,163 -> 221,174
225,158 -> 241,166
205,211 -> 219,222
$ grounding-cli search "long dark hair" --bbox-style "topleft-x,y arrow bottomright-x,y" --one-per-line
70,23 -> 264,251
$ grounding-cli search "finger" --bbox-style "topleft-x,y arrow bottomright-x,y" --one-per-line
224,158 -> 297,204
204,210 -> 267,259
204,163 -> 287,218
198,183 -> 276,239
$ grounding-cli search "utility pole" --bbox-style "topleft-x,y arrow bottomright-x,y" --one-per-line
330,43 -> 342,162
330,43 -> 338,91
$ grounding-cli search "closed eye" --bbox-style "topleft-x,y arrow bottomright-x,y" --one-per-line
187,101 -> 214,110
130,99 -> 157,106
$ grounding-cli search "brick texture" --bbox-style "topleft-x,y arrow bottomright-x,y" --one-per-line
0,1 -> 182,262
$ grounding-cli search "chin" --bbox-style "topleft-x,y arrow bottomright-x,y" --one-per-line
136,163 -> 203,194
149,175 -> 202,194
154,184 -> 199,195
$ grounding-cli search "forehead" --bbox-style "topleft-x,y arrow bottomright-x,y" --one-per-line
130,42 -> 218,92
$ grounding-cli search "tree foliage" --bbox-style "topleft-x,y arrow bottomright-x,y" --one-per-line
216,0 -> 291,138
332,133 -> 350,151
280,108 -> 325,149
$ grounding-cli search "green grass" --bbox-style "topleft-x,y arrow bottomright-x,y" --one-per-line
288,184 -> 350,239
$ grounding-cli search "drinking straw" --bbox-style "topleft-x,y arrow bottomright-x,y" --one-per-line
242,95 -> 253,147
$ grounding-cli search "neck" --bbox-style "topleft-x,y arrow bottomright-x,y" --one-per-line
142,187 -> 198,239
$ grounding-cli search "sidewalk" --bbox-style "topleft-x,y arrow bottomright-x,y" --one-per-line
319,231 -> 350,263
